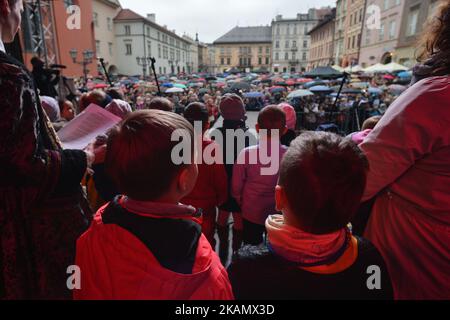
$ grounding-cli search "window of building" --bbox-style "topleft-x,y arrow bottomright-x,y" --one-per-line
108,42 -> 113,56
292,40 -> 297,48
359,8 -> 363,22
285,40 -> 289,48
158,44 -> 161,58
406,7 -> 419,36
107,17 -> 112,31
365,29 -> 371,45
303,40 -> 307,48
227,58 -> 231,65
285,52 -> 289,60
389,20 -> 396,39
125,25 -> 131,35
379,23 -> 385,41
275,41 -> 280,48
429,0 -> 439,17
384,0 -> 390,10
265,57 -> 270,64
96,40 -> 100,53
258,57 -> 262,65
221,58 -> 225,65
259,47 -> 263,54
266,46 -> 270,54
275,52 -> 279,60
302,52 -> 307,61
147,41 -> 152,56
125,43 -> 132,55
93,12 -> 98,27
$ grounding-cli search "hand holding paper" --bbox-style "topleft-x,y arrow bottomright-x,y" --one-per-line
57,104 -> 122,150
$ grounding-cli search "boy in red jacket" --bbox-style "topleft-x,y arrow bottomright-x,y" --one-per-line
182,103 -> 228,248
74,110 -> 233,300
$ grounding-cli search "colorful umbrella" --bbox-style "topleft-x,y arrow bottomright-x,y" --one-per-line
287,89 -> 314,99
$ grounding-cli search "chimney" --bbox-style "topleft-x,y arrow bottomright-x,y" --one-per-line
276,14 -> 282,21
147,13 -> 156,23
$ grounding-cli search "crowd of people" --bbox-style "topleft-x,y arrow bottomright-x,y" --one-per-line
0,0 -> 449,301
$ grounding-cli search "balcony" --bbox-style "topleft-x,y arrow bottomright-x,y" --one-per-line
289,60 -> 300,66
291,47 -> 298,52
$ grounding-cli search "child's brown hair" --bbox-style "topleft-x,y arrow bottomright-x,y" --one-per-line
105,110 -> 194,201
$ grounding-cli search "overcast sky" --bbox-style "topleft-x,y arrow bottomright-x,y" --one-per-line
120,0 -> 336,43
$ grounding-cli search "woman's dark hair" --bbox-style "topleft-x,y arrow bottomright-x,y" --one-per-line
417,0 -> 450,63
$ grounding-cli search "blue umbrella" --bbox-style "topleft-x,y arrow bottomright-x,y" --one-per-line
244,92 -> 264,98
397,71 -> 412,78
309,85 -> 333,93
368,87 -> 383,95
304,81 -> 326,89
162,83 -> 173,88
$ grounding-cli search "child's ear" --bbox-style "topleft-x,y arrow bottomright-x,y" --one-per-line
281,126 -> 288,136
178,165 -> 198,196
275,185 -> 285,212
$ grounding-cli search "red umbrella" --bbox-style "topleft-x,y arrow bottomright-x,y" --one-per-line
297,78 -> 313,83
94,83 -> 108,89
286,80 -> 296,86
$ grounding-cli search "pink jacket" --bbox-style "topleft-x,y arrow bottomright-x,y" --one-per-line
360,76 -> 450,300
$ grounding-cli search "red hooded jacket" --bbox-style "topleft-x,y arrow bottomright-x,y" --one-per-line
74,200 -> 234,300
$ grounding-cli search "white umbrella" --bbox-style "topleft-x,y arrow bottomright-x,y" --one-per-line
344,65 -> 363,73
287,89 -> 314,99
382,62 -> 409,72
165,87 -> 184,93
331,65 -> 344,72
363,63 -> 385,73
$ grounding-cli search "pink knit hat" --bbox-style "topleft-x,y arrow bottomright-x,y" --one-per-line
278,103 -> 297,130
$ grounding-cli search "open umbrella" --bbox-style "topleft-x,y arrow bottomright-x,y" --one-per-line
231,82 -> 251,91
165,87 -> 184,93
383,74 -> 395,80
287,89 -> 314,99
244,92 -> 264,98
342,88 -> 362,94
173,83 -> 187,89
368,87 -> 383,95
269,86 -> 287,93
309,85 -> 333,94
94,83 -> 108,89
388,84 -> 407,94
296,78 -> 313,83
304,81 -> 326,88
162,82 -> 173,88
397,71 -> 412,78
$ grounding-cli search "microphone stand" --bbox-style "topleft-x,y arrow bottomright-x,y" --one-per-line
149,57 -> 162,96
99,58 -> 113,87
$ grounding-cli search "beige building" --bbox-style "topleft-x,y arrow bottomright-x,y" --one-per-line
334,0 -> 347,66
308,9 -> 336,69
395,0 -> 440,68
92,0 -> 122,74
213,26 -> 272,73
341,0 -> 365,67
271,8 -> 332,73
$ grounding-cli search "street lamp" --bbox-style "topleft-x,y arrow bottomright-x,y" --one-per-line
70,48 -> 94,87
136,56 -> 150,79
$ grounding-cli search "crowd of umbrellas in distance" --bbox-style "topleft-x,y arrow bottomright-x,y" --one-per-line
86,61 -> 413,105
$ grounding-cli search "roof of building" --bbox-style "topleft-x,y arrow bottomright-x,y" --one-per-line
214,26 -> 272,44
114,9 -> 189,43
96,0 -> 121,8
307,8 -> 336,35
